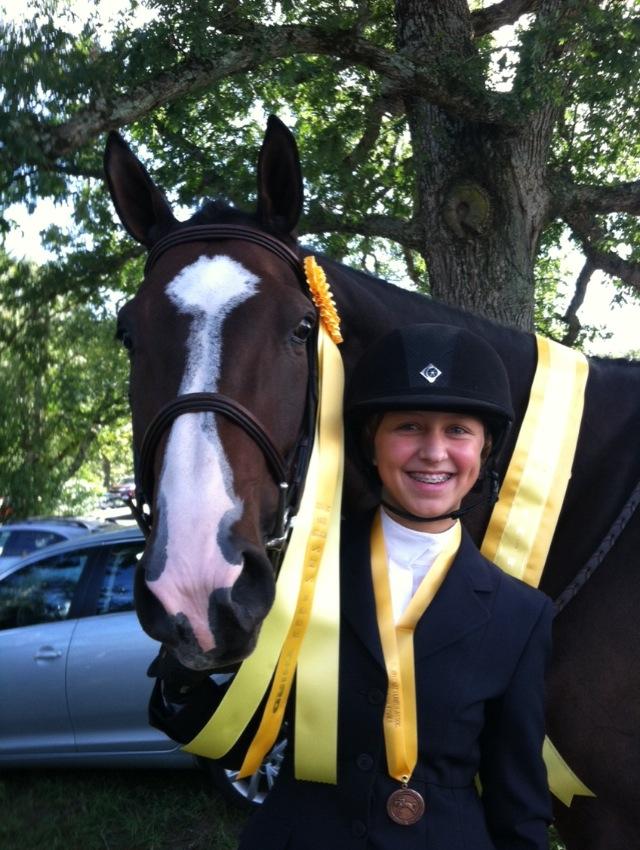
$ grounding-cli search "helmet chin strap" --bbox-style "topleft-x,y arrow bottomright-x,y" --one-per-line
380,470 -> 500,526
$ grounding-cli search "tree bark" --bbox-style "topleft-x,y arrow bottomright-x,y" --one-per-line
396,0 -> 554,330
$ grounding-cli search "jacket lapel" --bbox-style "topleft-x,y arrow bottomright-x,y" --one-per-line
340,512 -> 385,667
341,517 -> 496,667
413,528 -> 494,661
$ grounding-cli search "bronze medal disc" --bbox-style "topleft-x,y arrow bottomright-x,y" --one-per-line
386,787 -> 425,826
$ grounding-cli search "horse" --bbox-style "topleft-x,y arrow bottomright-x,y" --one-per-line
104,116 -> 640,850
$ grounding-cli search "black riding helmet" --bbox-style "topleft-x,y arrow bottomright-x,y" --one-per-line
345,323 -> 514,523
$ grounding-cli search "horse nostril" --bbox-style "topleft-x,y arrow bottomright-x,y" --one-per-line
176,618 -> 190,642
235,546 -> 276,620
204,548 -> 275,664
210,586 -> 257,635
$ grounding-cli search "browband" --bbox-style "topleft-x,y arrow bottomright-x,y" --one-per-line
145,224 -> 303,279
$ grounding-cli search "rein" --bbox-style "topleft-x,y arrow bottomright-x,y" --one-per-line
553,476 -> 640,614
130,224 -> 317,563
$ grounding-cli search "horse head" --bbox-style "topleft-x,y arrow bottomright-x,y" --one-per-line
105,117 -> 316,669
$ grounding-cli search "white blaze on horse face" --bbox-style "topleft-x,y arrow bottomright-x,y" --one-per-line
149,255 -> 259,653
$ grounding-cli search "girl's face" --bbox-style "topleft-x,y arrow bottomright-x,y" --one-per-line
373,410 -> 489,533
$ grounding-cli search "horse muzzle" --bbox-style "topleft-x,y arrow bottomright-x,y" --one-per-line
135,540 -> 276,670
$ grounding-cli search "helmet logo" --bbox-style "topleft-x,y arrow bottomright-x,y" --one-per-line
420,363 -> 442,384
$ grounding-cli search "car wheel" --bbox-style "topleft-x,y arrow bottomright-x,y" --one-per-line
201,732 -> 288,809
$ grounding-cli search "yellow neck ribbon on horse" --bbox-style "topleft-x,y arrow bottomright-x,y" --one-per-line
371,512 -> 461,786
182,282 -> 344,784
481,334 -> 594,806
481,335 -> 589,587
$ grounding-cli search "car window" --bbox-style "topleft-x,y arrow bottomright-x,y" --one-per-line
95,542 -> 143,615
0,549 -> 90,630
0,529 -> 65,558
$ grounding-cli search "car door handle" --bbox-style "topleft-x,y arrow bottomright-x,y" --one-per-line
34,646 -> 63,660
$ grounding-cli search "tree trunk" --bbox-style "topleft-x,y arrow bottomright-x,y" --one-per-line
396,0 -> 554,331
102,455 -> 112,490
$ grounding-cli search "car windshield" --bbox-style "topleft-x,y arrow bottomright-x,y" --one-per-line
0,529 -> 65,559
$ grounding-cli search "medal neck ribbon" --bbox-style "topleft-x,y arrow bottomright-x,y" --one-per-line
371,511 -> 461,786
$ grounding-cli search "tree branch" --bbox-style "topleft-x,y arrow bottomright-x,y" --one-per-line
552,174 -> 640,217
565,209 -> 640,292
1,162 -> 102,194
581,246 -> 640,290
302,204 -> 420,249
471,0 -> 539,37
561,257 -> 594,346
13,22 -> 519,171
401,245 -> 428,292
343,90 -> 403,170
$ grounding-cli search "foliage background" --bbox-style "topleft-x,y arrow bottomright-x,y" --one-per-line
1,0 -> 639,517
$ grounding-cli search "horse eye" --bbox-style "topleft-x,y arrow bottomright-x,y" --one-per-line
292,316 -> 315,344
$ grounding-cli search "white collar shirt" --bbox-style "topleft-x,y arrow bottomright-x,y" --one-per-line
380,508 -> 459,623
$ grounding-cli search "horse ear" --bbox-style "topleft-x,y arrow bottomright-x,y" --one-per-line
104,131 -> 177,247
256,115 -> 303,235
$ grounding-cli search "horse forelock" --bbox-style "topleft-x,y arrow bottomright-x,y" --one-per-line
187,201 -> 300,248
189,200 -> 255,227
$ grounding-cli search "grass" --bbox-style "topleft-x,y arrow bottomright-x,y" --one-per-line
1,768 -> 567,850
0,768 -> 249,850
550,825 -> 567,850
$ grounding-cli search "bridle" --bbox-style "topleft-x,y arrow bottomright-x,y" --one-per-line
127,224 -> 318,569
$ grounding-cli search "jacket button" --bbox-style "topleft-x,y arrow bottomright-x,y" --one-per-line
356,753 -> 374,771
367,688 -> 384,704
352,820 -> 367,838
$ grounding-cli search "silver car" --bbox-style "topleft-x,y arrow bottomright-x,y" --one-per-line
0,517 -> 105,577
0,528 -> 284,806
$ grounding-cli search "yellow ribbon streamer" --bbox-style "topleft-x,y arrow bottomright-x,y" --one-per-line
294,331 -> 344,780
237,326 -> 343,780
371,512 -> 461,785
482,334 -> 594,805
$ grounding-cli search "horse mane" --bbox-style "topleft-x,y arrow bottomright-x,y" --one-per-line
189,200 -> 258,228
589,352 -> 640,368
314,250 -> 530,359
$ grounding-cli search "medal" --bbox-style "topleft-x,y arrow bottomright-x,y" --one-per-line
371,512 -> 460,825
387,786 -> 425,826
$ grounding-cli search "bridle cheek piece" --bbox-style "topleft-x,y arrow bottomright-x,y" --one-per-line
128,224 -> 318,571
